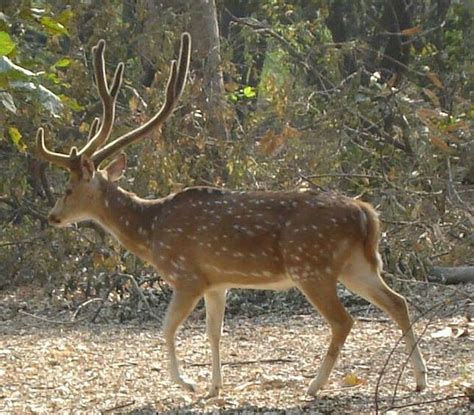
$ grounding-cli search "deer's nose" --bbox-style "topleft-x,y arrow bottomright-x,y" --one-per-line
48,214 -> 62,225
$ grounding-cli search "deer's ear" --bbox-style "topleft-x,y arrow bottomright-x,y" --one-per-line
80,154 -> 96,181
103,153 -> 127,182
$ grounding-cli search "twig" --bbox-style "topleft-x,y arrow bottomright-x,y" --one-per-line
101,399 -> 135,414
18,309 -> 88,325
91,283 -> 116,323
446,157 -> 474,225
189,357 -> 295,367
72,298 -> 104,321
374,298 -> 445,413
138,276 -> 160,287
381,219 -> 426,227
357,317 -> 390,323
0,239 -> 42,248
429,251 -> 452,260
379,162 -> 443,196
297,174 -> 328,192
228,11 -> 336,93
390,314 -> 434,405
304,173 -> 384,180
38,162 -> 55,206
0,228 -> 50,247
386,394 -> 470,411
117,273 -> 161,321
356,43 -> 426,78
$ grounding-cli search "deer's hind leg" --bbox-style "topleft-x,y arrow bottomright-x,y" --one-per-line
339,249 -> 427,391
296,274 -> 354,395
204,289 -> 227,397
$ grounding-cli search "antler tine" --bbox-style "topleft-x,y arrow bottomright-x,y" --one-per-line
36,128 -> 74,170
78,39 -> 124,158
92,33 -> 191,166
174,32 -> 191,99
110,62 -> 124,99
87,117 -> 101,141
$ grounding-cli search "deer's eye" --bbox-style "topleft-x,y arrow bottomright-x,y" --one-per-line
65,189 -> 72,196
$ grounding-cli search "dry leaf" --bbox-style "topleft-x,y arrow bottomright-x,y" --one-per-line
282,124 -> 302,140
422,88 -> 440,107
257,131 -> 284,156
431,327 -> 453,338
129,95 -> 139,112
426,72 -> 444,89
430,135 -> 450,152
387,73 -> 398,87
224,81 -> 240,92
444,120 -> 469,133
401,25 -> 422,36
257,124 -> 301,156
343,373 -> 363,387
452,327 -> 469,338
417,108 -> 446,121
79,122 -> 90,134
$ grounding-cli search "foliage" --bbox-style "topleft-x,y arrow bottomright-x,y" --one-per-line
0,0 -> 472,318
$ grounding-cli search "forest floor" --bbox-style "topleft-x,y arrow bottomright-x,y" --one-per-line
1,282 -> 473,414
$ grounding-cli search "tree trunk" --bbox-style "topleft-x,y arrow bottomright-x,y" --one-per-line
325,0 -> 357,76
377,0 -> 414,85
189,0 -> 230,140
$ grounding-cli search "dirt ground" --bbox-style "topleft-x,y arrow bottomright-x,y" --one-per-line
1,282 -> 473,414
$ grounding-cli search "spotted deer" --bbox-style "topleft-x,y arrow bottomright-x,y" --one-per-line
35,32 -> 427,397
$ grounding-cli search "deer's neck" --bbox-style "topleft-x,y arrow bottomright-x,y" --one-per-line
94,180 -> 162,263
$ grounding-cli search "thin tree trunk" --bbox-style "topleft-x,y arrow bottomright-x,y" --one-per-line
190,0 -> 230,140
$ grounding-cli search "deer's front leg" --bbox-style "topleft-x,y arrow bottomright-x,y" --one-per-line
163,288 -> 202,392
204,289 -> 227,397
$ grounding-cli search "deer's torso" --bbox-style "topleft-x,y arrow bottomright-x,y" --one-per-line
134,187 -> 369,291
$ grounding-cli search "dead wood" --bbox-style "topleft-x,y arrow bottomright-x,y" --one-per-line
428,267 -> 474,284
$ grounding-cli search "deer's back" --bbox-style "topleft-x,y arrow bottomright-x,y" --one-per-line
153,187 -> 371,289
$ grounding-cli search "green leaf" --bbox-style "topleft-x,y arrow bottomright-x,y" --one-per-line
59,94 -> 85,112
57,9 -> 74,25
45,72 -> 61,84
40,16 -> 69,36
54,57 -> 71,68
228,92 -> 239,103
0,31 -> 15,56
243,86 -> 257,98
8,127 -> 26,152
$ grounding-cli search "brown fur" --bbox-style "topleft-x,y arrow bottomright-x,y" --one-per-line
356,200 -> 382,272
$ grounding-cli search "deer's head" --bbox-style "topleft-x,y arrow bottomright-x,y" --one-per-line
35,34 -> 191,227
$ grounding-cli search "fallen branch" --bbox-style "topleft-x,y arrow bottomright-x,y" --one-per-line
428,267 -> 474,284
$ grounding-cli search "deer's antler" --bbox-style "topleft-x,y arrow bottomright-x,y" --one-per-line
36,39 -> 124,169
91,32 -> 191,166
78,39 -> 124,157
35,127 -> 76,170
36,33 -> 190,170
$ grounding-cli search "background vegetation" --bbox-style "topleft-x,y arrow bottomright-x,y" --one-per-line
0,0 -> 472,319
